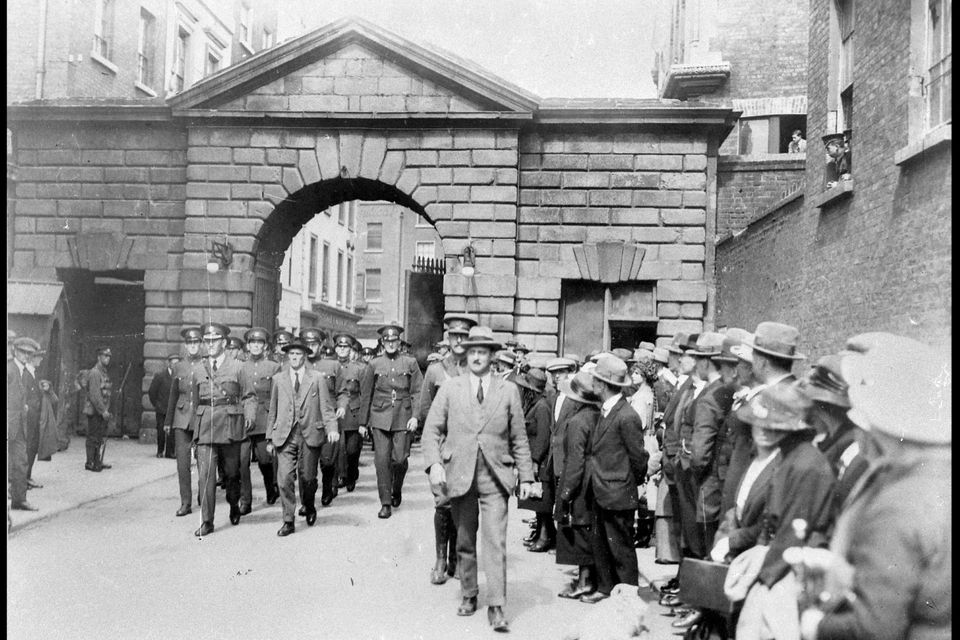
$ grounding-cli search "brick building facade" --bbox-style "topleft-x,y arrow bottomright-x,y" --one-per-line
8,18 -> 736,440
716,0 -> 952,358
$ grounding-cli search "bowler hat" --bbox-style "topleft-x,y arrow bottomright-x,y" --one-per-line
692,332 -> 725,357
559,371 -> 602,406
795,355 -> 850,408
378,322 -> 404,340
590,354 -> 631,387
443,313 -> 479,335
514,368 -> 548,393
299,327 -> 326,343
12,337 -> 43,354
736,383 -> 813,432
840,333 -> 950,444
244,327 -> 270,343
282,340 -> 310,354
200,322 -> 230,339
747,322 -> 805,360
546,357 -> 578,373
652,347 -> 670,365
496,350 -> 517,366
461,326 -> 501,351
180,327 -> 202,341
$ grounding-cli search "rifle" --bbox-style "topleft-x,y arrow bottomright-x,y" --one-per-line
103,362 -> 132,463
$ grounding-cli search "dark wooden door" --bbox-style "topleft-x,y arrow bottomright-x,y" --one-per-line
404,270 -> 445,369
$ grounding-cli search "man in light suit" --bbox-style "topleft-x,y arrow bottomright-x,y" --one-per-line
266,340 -> 339,537
582,354 -> 649,604
422,325 -> 535,632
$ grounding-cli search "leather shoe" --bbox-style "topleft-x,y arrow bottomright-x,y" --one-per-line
337,478 -> 347,488
346,482 -> 356,492
277,522 -> 295,537
377,505 -> 392,519
85,462 -> 102,472
305,510 -> 317,526
229,504 -> 241,525
156,452 -> 164,458
391,491 -> 402,508
672,609 -> 703,629
558,585 -> 595,599
456,596 -> 478,616
579,591 -> 610,604
27,479 -> 43,489
175,506 -> 192,517
430,565 -> 449,585
194,522 -> 214,537
100,463 -> 112,469
11,501 -> 38,511
320,490 -> 333,507
660,593 -> 682,607
487,606 -> 509,632
239,504 -> 252,516
298,506 -> 307,516
528,538 -> 555,553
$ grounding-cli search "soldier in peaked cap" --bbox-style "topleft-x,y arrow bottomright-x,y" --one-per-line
360,346 -> 376,364
226,336 -> 246,362
238,327 -> 281,513
82,346 -> 114,473
359,321 -> 423,519
190,322 -> 255,537
419,312 -> 478,584
165,327 -> 205,516
332,333 -> 367,494
270,329 -> 294,364
298,327 -> 326,364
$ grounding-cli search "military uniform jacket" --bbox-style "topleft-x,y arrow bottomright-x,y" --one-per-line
164,357 -> 203,430
310,358 -> 340,398
84,362 -> 112,418
418,354 -> 466,423
359,353 -> 423,431
421,374 -> 534,498
266,367 -> 338,448
583,397 -> 649,511
689,377 -> 737,523
240,356 -> 281,436
335,360 -> 367,431
192,357 -> 254,445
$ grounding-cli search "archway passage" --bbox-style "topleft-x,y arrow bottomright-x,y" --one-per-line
252,177 -> 442,355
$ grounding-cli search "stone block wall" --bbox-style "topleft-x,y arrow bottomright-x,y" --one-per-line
516,128 -> 712,351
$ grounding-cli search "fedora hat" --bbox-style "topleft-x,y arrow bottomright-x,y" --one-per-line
713,332 -> 750,364
795,355 -> 850,408
633,348 -> 655,363
559,371 -> 602,406
840,333 -> 950,444
652,347 -> 670,365
665,332 -> 688,355
461,326 -> 501,351
514,368 -> 548,393
590,354 -> 631,387
637,341 -> 656,352
496,350 -> 517,366
736,383 -> 813,432
747,322 -> 805,360
691,332 -> 725,357
612,348 -> 634,363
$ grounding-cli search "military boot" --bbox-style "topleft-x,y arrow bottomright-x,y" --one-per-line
84,440 -> 101,472
320,468 -> 335,506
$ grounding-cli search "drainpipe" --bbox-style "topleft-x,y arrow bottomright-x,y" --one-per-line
35,0 -> 49,99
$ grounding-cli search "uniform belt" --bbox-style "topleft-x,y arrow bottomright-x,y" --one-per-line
198,397 -> 238,407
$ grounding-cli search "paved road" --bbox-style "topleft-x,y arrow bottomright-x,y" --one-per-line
9,442 -> 679,639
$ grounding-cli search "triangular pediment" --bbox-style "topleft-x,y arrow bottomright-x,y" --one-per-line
169,17 -> 539,113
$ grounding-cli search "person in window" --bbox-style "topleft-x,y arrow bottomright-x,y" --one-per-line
789,129 -> 808,154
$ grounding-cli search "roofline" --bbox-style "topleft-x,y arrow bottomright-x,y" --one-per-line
7,104 -> 173,122
171,108 -> 533,128
169,17 -> 540,113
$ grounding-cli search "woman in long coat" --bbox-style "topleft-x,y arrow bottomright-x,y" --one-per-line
553,371 -> 602,599
514,368 -> 555,551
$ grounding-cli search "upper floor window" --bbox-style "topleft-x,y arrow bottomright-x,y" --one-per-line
93,0 -> 115,62
364,269 -> 382,301
322,241 -> 331,301
336,250 -> 345,306
239,3 -> 252,48
338,202 -> 348,227
137,9 -> 156,87
366,223 -> 383,250
262,27 -> 274,49
172,27 -> 189,93
205,46 -> 222,77
346,255 -> 354,307
927,0 -> 952,129
415,241 -> 436,260
308,235 -> 318,297
828,0 -> 855,134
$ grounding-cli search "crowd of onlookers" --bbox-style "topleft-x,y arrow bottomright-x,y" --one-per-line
485,323 -> 950,640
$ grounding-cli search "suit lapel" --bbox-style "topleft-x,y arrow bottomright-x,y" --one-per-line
479,374 -> 505,428
297,369 -> 314,410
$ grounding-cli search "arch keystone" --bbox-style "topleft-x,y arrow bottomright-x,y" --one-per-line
359,135 -> 387,179
315,135 -> 340,180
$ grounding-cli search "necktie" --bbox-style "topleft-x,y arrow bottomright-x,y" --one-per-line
477,380 -> 484,404
212,358 -> 218,372
295,372 -> 301,393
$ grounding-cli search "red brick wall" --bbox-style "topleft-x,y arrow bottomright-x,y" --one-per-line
716,0 -> 952,358
716,156 -> 805,236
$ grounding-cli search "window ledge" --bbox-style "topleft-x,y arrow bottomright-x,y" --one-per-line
90,51 -> 118,75
239,40 -> 255,56
134,81 -> 157,98
894,125 -> 952,165
812,180 -> 854,209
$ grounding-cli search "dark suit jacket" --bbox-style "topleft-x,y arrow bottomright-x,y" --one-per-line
421,374 -> 534,498
557,402 -> 601,526
266,367 -> 338,448
584,397 -> 649,511
545,394 -> 576,481
690,378 -> 737,523
148,368 -> 174,416
661,376 -> 694,482
7,359 -> 37,440
715,450 -> 780,557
